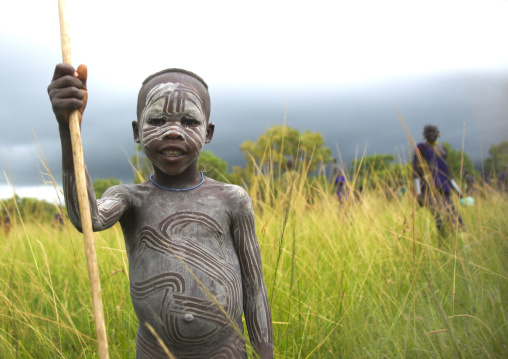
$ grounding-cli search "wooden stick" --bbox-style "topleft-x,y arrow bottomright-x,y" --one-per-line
58,1 -> 109,358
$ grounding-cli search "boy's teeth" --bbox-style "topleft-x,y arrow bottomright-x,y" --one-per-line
162,150 -> 183,157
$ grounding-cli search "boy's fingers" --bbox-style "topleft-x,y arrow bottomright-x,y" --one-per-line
55,98 -> 84,112
54,87 -> 85,100
51,98 -> 84,123
48,84 -> 85,103
51,63 -> 76,82
76,64 -> 88,90
48,72 -> 83,91
76,64 -> 88,115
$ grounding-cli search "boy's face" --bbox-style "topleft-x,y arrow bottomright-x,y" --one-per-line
133,81 -> 214,176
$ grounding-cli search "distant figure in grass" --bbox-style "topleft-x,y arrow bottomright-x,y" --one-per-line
478,170 -> 492,197
334,174 -> 360,206
384,180 -> 406,201
397,180 -> 407,198
330,158 -> 340,181
413,124 -> 464,233
52,212 -> 64,228
1,209 -> 10,237
464,170 -> 476,196
334,175 -> 349,204
481,170 -> 491,187
48,64 -> 273,358
497,165 -> 508,194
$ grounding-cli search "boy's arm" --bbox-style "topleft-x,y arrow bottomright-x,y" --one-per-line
413,143 -> 430,196
63,171 -> 130,232
449,179 -> 462,196
49,64 -> 130,231
231,189 -> 273,359
412,145 -> 423,195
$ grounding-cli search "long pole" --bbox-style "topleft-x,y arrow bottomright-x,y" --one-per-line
57,1 -> 109,358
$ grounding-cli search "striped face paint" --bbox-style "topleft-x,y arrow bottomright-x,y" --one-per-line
138,82 -> 209,175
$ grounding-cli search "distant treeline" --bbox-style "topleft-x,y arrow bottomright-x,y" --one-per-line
1,195 -> 63,225
2,126 -> 506,222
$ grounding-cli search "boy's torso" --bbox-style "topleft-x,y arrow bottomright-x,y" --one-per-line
116,178 -> 247,355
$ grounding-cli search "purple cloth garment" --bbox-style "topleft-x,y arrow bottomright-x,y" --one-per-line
413,143 -> 453,194
335,175 -> 347,199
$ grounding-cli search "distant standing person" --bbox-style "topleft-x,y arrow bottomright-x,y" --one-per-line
464,170 -> 476,195
335,175 -> 349,204
481,170 -> 491,187
1,209 -> 10,237
330,158 -> 340,181
413,124 -> 464,233
52,212 -> 65,228
497,165 -> 508,193
334,174 -> 361,205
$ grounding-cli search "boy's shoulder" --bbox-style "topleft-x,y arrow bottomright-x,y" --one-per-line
203,176 -> 249,196
103,182 -> 149,193
202,177 -> 253,209
100,181 -> 153,203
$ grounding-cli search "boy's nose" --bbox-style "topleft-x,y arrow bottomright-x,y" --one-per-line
162,129 -> 184,140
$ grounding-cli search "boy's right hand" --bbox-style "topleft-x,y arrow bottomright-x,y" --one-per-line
47,63 -> 88,125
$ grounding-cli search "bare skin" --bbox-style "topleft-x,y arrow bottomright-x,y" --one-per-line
423,124 -> 440,144
48,64 -> 273,358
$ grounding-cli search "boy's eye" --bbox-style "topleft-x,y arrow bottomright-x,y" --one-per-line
181,117 -> 200,126
147,118 -> 165,126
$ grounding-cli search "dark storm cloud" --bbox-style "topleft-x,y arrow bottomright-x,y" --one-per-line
0,35 -> 138,186
1,33 -> 507,190
209,72 -> 508,170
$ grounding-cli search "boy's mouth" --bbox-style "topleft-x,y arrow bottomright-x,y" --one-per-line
161,149 -> 184,157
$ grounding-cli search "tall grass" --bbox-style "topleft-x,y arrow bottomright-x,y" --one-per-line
0,160 -> 507,358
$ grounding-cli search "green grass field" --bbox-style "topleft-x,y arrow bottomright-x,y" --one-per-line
1,172 -> 507,358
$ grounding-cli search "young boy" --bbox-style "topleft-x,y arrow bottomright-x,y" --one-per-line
48,64 -> 273,358
413,124 -> 464,233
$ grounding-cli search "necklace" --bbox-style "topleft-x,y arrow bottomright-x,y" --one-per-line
150,172 -> 204,191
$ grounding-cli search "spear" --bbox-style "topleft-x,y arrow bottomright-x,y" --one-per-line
57,0 -> 109,358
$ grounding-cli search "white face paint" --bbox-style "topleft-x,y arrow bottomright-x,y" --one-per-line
138,82 -> 209,175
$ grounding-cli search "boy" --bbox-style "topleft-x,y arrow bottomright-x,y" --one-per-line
413,124 -> 464,233
48,64 -> 273,358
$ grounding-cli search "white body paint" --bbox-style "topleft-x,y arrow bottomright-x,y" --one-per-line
140,82 -> 208,168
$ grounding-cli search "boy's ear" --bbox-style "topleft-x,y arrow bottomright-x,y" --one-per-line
205,122 -> 215,144
132,121 -> 140,143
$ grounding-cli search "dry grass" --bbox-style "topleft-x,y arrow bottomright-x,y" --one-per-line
0,161 -> 507,358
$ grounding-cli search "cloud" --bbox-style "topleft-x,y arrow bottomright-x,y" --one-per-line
2,68 -> 508,191
1,0 -> 508,199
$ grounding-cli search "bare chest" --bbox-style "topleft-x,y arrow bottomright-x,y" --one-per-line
119,192 -> 245,351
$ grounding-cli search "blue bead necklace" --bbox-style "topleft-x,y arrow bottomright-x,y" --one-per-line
149,172 -> 204,191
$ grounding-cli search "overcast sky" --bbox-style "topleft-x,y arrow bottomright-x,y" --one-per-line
1,0 -> 507,202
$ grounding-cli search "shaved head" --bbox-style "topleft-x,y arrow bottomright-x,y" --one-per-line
423,123 -> 440,142
137,69 -> 210,121
423,124 -> 439,135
